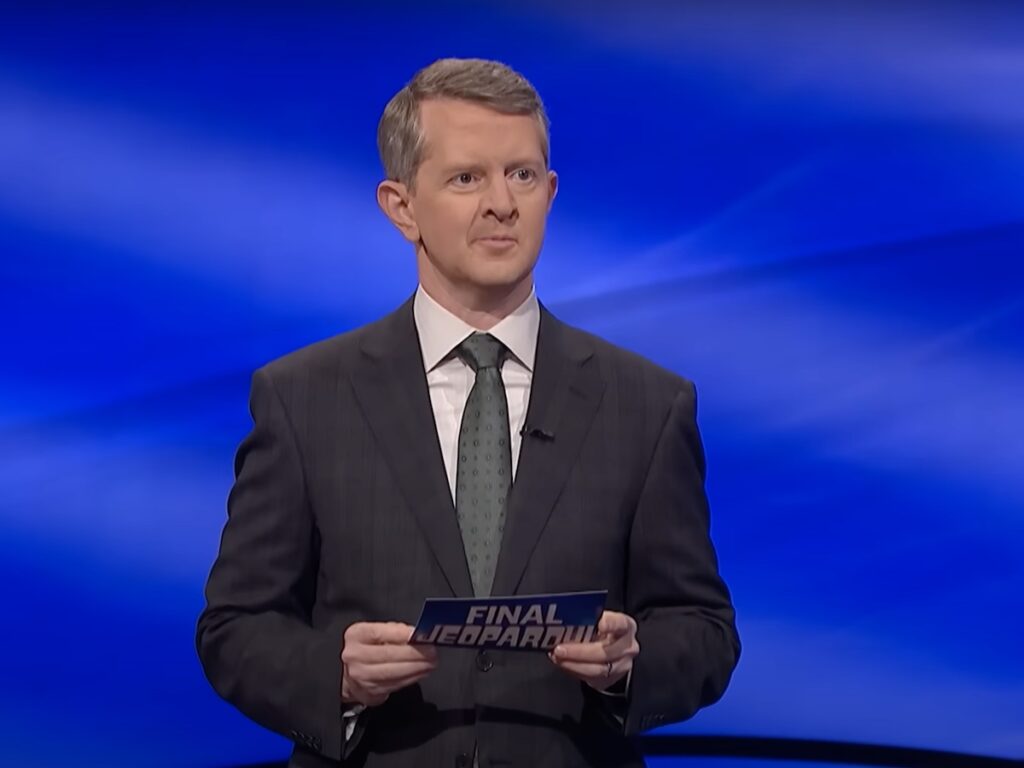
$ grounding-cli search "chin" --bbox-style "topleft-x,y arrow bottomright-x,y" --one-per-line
467,263 -> 534,290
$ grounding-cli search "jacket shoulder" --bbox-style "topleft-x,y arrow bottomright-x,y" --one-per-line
256,304 -> 404,385
561,321 -> 696,401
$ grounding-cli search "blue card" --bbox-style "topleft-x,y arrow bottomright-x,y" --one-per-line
410,590 -> 608,652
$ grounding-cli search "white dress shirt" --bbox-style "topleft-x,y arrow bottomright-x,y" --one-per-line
412,284 -> 540,497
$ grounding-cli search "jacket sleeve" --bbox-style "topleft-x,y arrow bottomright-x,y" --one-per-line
622,382 -> 740,734
196,367 -> 366,761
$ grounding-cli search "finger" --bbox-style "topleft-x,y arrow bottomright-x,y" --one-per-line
370,642 -> 438,663
346,621 -> 417,645
596,627 -> 637,660
377,667 -> 435,692
597,611 -> 635,639
553,629 -> 639,667
357,666 -> 435,697
351,659 -> 438,685
551,640 -> 611,664
551,658 -> 626,683
552,631 -> 638,664
406,641 -> 440,661
346,640 -> 438,666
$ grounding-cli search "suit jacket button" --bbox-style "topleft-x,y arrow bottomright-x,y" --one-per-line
455,753 -> 471,768
476,650 -> 494,672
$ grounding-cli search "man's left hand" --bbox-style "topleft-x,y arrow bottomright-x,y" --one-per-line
549,610 -> 639,691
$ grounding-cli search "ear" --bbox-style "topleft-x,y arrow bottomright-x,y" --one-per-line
545,170 -> 558,212
376,180 -> 420,244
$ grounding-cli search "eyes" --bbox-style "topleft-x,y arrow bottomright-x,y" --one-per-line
449,167 -> 538,188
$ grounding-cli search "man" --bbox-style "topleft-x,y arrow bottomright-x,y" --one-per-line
197,58 -> 739,768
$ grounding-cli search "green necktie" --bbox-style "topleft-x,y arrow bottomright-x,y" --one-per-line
455,332 -> 512,596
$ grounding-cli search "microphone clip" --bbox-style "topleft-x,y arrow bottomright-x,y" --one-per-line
520,425 -> 555,441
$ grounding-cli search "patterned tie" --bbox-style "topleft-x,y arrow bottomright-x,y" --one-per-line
455,332 -> 512,597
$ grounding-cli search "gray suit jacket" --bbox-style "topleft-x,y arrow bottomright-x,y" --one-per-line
196,297 -> 739,767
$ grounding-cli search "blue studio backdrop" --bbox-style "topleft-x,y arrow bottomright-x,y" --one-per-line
1,2 -> 1022,767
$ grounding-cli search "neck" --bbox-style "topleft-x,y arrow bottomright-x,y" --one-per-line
418,270 -> 533,331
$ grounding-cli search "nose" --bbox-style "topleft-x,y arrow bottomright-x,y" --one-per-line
482,177 -> 518,223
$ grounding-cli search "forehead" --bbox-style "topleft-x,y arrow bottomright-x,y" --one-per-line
417,98 -> 545,165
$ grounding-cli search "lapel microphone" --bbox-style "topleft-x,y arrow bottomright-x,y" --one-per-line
520,425 -> 555,441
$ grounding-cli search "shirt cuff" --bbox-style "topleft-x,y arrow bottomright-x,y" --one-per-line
342,703 -> 366,742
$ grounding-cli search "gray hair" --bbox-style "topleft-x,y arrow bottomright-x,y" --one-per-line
377,58 -> 550,187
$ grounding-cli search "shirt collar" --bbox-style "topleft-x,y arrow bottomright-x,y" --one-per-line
413,284 -> 540,372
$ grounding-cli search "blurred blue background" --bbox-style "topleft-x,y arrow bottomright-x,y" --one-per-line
1,2 -> 1022,766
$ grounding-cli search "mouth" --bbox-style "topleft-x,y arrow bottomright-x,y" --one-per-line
475,236 -> 519,252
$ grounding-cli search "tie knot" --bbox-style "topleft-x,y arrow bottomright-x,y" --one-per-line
457,333 -> 506,372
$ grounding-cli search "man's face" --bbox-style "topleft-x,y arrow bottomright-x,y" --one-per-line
404,98 -> 557,298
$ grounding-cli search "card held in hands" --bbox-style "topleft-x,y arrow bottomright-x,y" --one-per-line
410,590 -> 607,652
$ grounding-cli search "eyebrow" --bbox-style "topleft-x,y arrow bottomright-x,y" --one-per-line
439,162 -> 486,176
439,158 -> 545,175
503,158 -> 546,171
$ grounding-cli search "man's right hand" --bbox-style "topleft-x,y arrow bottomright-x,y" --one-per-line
340,622 -> 438,707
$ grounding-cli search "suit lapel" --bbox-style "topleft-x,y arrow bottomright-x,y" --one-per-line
491,306 -> 606,596
349,298 -> 474,598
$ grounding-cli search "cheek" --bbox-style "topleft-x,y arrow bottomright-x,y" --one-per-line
519,196 -> 550,237
419,199 -> 477,246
